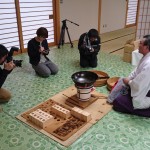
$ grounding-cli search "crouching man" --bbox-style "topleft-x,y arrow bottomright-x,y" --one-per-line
0,44 -> 16,103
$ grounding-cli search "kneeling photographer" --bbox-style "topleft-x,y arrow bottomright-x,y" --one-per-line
0,44 -> 21,103
78,28 -> 101,68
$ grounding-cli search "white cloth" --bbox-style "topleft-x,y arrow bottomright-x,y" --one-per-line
40,54 -> 46,63
128,52 -> 150,109
132,49 -> 143,66
107,78 -> 125,103
39,42 -> 46,63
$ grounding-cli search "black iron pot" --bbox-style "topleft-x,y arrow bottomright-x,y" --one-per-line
71,71 -> 98,87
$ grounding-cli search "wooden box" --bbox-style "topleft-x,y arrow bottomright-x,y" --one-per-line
123,39 -> 140,63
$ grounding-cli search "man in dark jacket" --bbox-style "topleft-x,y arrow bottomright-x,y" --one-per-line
0,44 -> 15,103
78,29 -> 101,68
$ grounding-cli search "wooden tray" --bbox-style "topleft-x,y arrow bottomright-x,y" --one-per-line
107,77 -> 120,91
90,70 -> 109,87
19,99 -> 87,141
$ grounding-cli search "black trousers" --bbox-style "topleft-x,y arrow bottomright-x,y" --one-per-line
80,54 -> 97,68
113,88 -> 150,117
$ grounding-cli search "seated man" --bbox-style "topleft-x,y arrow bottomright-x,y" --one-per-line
78,29 -> 101,68
27,27 -> 59,78
107,35 -> 150,117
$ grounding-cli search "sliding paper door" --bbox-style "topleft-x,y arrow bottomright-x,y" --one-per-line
0,0 -> 20,50
126,0 -> 139,27
19,0 -> 55,49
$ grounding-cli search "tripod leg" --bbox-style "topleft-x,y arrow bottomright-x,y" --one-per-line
65,27 -> 73,48
58,27 -> 65,48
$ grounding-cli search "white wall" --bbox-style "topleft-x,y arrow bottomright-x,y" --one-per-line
60,0 -> 127,41
100,0 -> 127,33
60,0 -> 99,42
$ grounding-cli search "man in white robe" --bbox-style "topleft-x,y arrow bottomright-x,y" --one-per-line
108,35 -> 150,117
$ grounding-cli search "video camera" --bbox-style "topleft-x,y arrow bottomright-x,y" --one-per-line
6,46 -> 23,67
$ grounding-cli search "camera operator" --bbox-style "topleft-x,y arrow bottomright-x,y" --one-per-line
27,27 -> 59,77
0,44 -> 16,103
78,29 -> 101,68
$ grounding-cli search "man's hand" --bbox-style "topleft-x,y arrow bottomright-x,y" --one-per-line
89,47 -> 94,52
123,77 -> 130,85
39,46 -> 45,53
39,46 -> 49,54
4,61 -> 15,71
85,46 -> 95,52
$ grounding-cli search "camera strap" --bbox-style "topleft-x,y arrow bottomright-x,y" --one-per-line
83,33 -> 91,48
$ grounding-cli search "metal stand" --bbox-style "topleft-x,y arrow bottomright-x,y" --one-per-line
58,19 -> 79,48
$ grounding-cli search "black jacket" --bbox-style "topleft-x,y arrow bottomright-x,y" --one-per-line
27,38 -> 49,66
78,33 -> 101,56
0,67 -> 11,88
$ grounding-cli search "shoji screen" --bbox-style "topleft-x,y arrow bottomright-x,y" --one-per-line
0,0 -> 20,50
136,0 -> 150,39
126,0 -> 138,26
19,0 -> 54,48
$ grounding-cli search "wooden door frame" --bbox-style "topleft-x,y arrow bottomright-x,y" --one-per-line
98,0 -> 102,33
52,0 -> 60,47
15,0 -> 24,53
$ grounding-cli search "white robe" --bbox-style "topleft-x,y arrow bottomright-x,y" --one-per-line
128,52 -> 150,109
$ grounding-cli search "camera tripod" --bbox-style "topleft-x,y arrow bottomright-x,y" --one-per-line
58,19 -> 79,48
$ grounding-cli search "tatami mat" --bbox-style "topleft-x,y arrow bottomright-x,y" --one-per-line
1,27 -> 150,150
